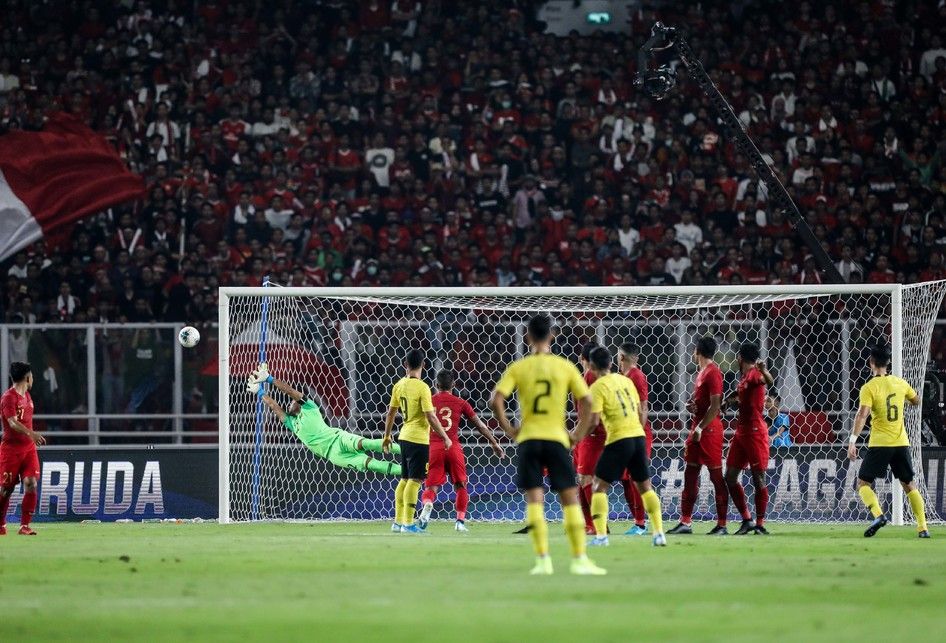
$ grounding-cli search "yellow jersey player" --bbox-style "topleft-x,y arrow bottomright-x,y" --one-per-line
490,314 -> 606,576
383,349 -> 451,534
848,344 -> 929,538
572,346 -> 666,547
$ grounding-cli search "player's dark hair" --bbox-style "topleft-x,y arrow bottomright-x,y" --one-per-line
590,346 -> 612,372
870,344 -> 891,369
436,369 -> 455,391
405,349 -> 425,370
580,341 -> 598,361
527,314 -> 553,341
695,336 -> 717,358
9,361 -> 30,384
619,342 -> 640,358
738,343 -> 761,363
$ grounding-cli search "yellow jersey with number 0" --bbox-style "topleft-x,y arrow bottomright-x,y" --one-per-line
590,372 -> 644,445
494,353 -> 590,447
390,376 -> 435,445
859,375 -> 916,447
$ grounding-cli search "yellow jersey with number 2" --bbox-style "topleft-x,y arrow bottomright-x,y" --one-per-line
494,353 -> 590,447
859,375 -> 917,448
390,376 -> 435,445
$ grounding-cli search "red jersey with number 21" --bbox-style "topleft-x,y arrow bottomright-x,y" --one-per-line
736,368 -> 767,436
431,391 -> 475,446
691,362 -> 723,430
1,387 -> 34,449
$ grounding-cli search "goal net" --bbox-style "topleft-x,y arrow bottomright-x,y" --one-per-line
218,283 -> 946,525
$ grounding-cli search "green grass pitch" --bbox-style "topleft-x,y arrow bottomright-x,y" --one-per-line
1,522 -> 943,642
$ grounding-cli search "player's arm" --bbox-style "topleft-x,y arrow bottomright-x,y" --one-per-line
694,394 -> 722,442
4,414 -> 45,446
905,384 -> 920,407
271,379 -> 305,402
383,392 -> 398,454
260,395 -> 288,424
470,414 -> 507,458
568,369 -> 595,447
638,396 -> 647,428
249,363 -> 305,401
756,360 -> 775,386
847,403 -> 871,460
571,405 -> 599,444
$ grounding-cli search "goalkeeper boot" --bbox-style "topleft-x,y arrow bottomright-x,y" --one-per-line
454,520 -> 468,532
530,556 -> 554,576
624,524 -> 648,536
570,555 -> 607,576
402,524 -> 425,534
418,502 -> 433,531
666,522 -> 692,535
753,525 -> 770,535
734,519 -> 755,535
707,524 -> 728,536
864,515 -> 888,538
918,530 -> 931,539
652,533 -> 667,547
589,535 -> 609,547
17,525 -> 36,536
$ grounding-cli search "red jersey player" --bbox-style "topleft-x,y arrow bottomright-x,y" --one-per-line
667,337 -> 731,535
0,361 -> 44,535
619,342 -> 653,535
576,342 -> 608,534
417,370 -> 505,532
724,343 -> 775,535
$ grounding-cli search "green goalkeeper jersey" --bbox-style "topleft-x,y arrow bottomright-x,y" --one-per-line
283,400 -> 341,458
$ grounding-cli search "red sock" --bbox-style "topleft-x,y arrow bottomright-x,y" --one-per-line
727,477 -> 752,520
579,484 -> 594,528
0,487 -> 13,526
709,468 -> 729,527
455,487 -> 469,522
753,479 -> 768,527
421,487 -> 436,506
624,480 -> 645,526
680,466 -> 699,524
21,490 -> 37,526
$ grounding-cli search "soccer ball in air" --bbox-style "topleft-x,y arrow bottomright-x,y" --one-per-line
178,326 -> 200,348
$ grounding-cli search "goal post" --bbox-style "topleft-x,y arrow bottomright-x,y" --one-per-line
217,283 -> 946,525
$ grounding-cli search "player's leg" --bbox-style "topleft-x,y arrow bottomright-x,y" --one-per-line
725,438 -> 754,534
574,445 -> 595,533
447,446 -> 469,529
550,443 -> 605,575
702,431 -> 729,533
857,447 -> 891,537
590,441 -> 623,544
626,437 -> 664,545
623,474 -> 647,534
668,438 -> 699,534
0,468 -> 14,535
517,441 -> 552,574
749,441 -> 770,533
419,442 -> 446,529
358,436 -> 401,455
0,449 -> 27,535
890,447 -> 929,537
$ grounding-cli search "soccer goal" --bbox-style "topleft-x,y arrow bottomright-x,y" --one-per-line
217,283 -> 946,525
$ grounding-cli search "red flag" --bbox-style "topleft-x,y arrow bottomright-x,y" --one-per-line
0,112 -> 145,262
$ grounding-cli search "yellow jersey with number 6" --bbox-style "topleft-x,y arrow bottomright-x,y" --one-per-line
859,375 -> 917,447
589,372 -> 644,445
390,376 -> 435,445
494,353 -> 590,447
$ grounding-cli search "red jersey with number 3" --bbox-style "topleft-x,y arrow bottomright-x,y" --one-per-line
691,362 -> 723,430
1,387 -> 34,449
431,391 -> 475,446
736,368 -> 767,436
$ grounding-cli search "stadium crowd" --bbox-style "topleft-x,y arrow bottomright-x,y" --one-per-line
1,0 -> 946,327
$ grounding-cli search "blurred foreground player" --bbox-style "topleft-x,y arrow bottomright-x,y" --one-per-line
619,342 -> 654,536
0,362 -> 44,536
576,342 -> 607,534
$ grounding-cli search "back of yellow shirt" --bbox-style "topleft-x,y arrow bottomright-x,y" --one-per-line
590,372 -> 644,444
494,353 -> 590,447
859,375 -> 917,447
390,376 -> 435,445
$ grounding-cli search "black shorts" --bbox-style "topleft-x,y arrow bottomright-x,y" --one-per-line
858,446 -> 915,483
399,439 -> 429,480
596,436 -> 650,484
517,440 -> 576,492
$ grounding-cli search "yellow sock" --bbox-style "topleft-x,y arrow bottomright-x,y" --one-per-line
562,504 -> 586,558
907,489 -> 928,532
402,480 -> 421,525
641,489 -> 664,535
394,479 -> 407,524
591,492 -> 608,536
526,502 -> 549,556
858,485 -> 883,519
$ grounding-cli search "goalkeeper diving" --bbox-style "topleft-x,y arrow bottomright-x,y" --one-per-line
247,363 -> 402,476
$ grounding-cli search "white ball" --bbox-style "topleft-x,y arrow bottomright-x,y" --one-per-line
178,326 -> 200,348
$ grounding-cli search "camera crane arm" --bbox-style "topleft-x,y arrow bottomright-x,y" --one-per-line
636,23 -> 844,283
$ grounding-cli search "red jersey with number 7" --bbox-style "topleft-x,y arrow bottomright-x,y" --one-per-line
431,391 -> 475,445
1,387 -> 35,449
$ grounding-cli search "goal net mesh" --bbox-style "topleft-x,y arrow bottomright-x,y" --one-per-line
223,284 -> 946,524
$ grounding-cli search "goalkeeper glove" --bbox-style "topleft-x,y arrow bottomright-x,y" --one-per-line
251,363 -> 274,385
246,376 -> 260,394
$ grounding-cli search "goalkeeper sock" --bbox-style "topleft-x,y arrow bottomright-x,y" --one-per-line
394,479 -> 407,524
562,503 -> 586,558
526,502 -> 548,556
907,489 -> 928,532
727,477 -> 752,520
590,492 -> 608,537
21,489 -> 36,526
709,467 -> 729,526
359,438 -> 387,453
367,458 -> 401,477
579,484 -> 594,529
858,485 -> 883,519
680,465 -> 699,524
640,489 -> 664,535
455,487 -> 469,522
402,480 -> 421,526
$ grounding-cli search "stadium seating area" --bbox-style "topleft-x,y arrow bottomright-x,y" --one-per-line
1,0 -> 946,325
